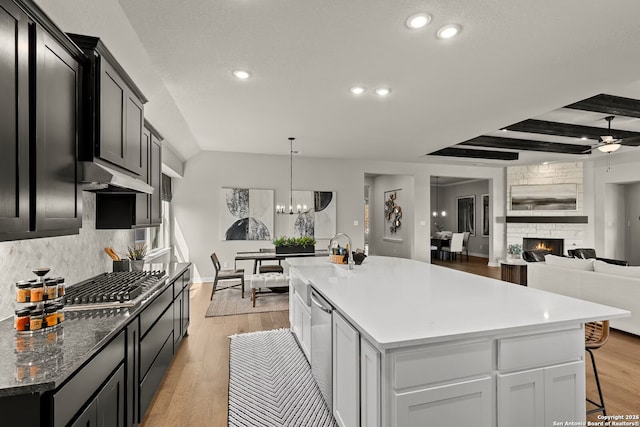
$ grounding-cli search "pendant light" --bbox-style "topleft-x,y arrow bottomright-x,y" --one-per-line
276,137 -> 309,215
432,177 -> 447,218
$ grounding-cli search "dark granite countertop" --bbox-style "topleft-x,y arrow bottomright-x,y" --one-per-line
0,262 -> 190,398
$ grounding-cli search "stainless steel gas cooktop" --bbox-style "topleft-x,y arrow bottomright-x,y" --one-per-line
64,270 -> 167,311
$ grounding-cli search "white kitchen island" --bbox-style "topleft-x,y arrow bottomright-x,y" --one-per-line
287,256 -> 629,427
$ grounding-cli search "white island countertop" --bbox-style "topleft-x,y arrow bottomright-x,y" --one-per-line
287,256 -> 630,349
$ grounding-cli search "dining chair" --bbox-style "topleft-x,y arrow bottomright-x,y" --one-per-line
441,233 -> 464,260
257,248 -> 284,274
210,252 -> 245,300
585,320 -> 610,416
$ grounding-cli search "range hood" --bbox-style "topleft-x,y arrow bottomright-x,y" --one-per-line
80,161 -> 153,194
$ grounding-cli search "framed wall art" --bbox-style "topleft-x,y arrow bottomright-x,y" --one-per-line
287,190 -> 337,239
457,195 -> 475,236
510,183 -> 577,211
481,194 -> 490,237
220,188 -> 274,240
384,189 -> 403,242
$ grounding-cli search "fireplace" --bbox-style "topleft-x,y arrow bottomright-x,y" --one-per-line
523,238 -> 564,256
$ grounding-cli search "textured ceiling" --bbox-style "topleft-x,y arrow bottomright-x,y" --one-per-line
48,0 -> 640,164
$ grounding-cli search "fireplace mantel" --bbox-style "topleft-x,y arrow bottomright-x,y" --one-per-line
505,216 -> 588,224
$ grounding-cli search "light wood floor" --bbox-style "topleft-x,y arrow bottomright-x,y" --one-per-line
142,258 -> 639,426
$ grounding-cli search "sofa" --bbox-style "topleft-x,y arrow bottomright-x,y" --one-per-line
527,255 -> 639,335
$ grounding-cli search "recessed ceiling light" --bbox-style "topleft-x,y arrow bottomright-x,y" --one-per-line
406,13 -> 431,30
350,86 -> 366,95
542,161 -> 550,165
374,88 -> 391,96
233,70 -> 251,79
500,128 -> 508,132
436,24 -> 461,39
580,137 -> 588,140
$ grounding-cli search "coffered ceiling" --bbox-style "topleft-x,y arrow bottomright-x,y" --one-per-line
37,0 -> 640,165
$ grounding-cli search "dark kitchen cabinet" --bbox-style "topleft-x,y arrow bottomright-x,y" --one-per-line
0,0 -> 29,234
69,365 -> 126,427
135,121 -> 163,227
34,26 -> 82,232
0,0 -> 83,242
68,34 -> 148,176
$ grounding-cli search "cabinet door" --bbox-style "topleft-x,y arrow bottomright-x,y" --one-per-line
126,319 -> 140,426
135,126 -> 150,226
149,134 -> 162,224
70,399 -> 97,427
0,1 -> 30,233
99,60 -> 126,168
332,311 -> 359,427
360,338 -> 380,427
544,361 -> 585,426
34,27 -> 81,232
173,290 -> 183,346
124,93 -> 144,175
498,368 -> 544,427
181,284 -> 190,336
394,377 -> 492,427
96,364 -> 125,427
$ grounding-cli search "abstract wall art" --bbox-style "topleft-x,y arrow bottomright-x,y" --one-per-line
288,191 -> 336,239
220,188 -> 274,240
383,189 -> 403,242
510,183 -> 577,211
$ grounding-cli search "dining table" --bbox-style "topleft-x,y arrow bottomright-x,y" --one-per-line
430,237 -> 451,259
235,249 -> 330,273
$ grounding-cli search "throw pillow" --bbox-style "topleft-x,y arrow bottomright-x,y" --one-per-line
593,260 -> 640,278
544,254 -> 594,271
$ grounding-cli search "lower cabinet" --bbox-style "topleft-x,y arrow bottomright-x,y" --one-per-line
70,365 -> 126,427
332,311 -> 360,427
498,361 -> 584,427
360,338 -> 381,427
291,289 -> 311,360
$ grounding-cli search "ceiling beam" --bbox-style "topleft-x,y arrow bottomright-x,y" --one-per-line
505,119 -> 640,140
565,94 -> 640,119
460,136 -> 589,155
428,147 -> 518,161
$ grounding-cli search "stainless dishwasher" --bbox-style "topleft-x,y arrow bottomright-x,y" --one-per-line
310,289 -> 333,411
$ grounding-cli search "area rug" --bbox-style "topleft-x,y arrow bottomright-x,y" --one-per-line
205,288 -> 289,317
228,329 -> 337,427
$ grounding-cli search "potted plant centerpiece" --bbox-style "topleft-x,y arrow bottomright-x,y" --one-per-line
507,243 -> 522,260
273,236 -> 316,255
127,244 -> 147,271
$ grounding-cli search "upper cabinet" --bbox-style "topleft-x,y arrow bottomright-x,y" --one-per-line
0,0 -> 83,241
67,34 -> 148,176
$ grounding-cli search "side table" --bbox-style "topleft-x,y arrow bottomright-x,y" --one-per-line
500,259 -> 528,286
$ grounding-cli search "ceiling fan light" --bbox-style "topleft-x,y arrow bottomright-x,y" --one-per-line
598,143 -> 621,153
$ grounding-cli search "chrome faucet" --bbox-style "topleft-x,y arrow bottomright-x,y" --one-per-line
329,233 -> 354,269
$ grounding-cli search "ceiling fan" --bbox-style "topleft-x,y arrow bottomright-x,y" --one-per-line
586,116 -> 640,153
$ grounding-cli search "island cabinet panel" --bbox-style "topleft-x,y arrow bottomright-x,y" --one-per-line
360,338 -> 381,427
543,361 -> 585,426
332,311 -> 360,427
393,377 -> 492,427
34,27 -> 82,232
0,0 -> 29,234
291,289 -> 311,360
497,368 -> 544,427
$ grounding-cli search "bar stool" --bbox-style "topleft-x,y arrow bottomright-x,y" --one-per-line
585,320 -> 609,416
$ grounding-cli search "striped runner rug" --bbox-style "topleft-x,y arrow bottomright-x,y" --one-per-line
229,329 -> 337,427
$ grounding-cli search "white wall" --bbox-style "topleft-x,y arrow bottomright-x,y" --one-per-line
368,175 -> 414,258
172,151 -> 507,282
592,151 -> 640,259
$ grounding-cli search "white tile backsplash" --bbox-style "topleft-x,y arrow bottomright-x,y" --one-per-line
0,192 -> 133,319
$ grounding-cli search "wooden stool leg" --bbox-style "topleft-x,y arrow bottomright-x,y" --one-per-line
241,277 -> 245,298
252,289 -> 256,307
